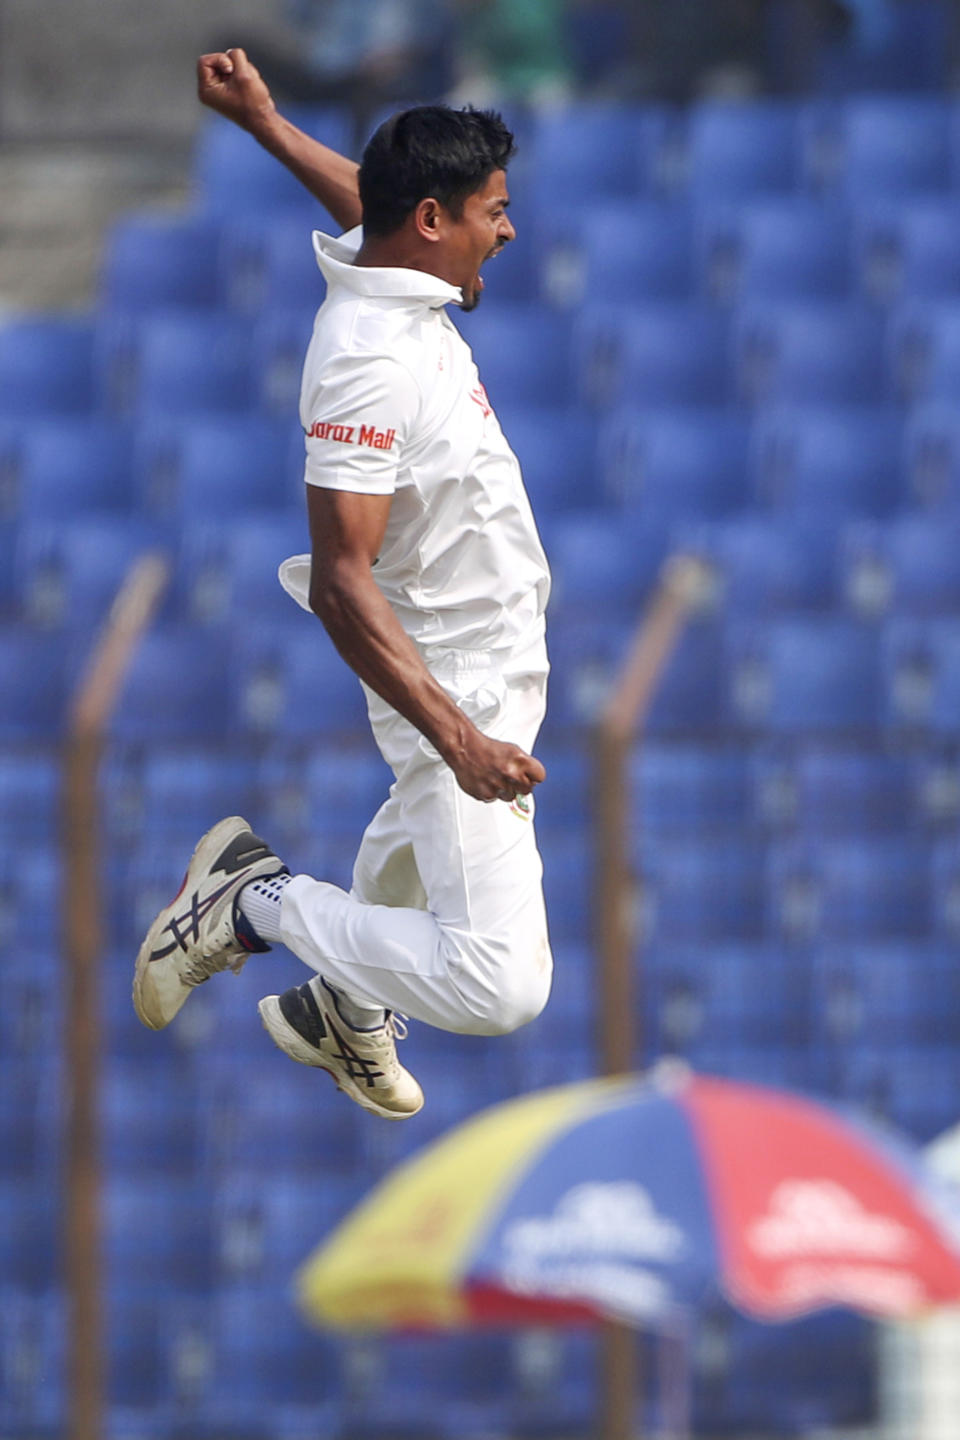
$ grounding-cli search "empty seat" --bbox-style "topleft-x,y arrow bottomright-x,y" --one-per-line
577,202 -> 695,302
12,419 -> 136,518
645,944 -> 810,1055
194,107 -> 352,215
699,200 -> 852,304
105,1175 -> 217,1291
751,405 -> 902,517
0,628 -> 73,740
494,404 -> 598,515
856,201 -> 960,304
233,622 -> 368,737
599,407 -> 750,518
529,105 -> 670,204
828,97 -> 952,198
102,1062 -> 202,1174
458,303 -> 575,407
0,1291 -> 65,1433
304,745 -> 393,828
205,1288 -> 344,1424
137,750 -> 258,841
647,621 -> 727,735
884,618 -> 960,732
224,214 -> 327,313
836,1042 -> 960,1142
889,300 -> 960,403
683,101 -> 801,199
904,401 -> 960,507
0,750 -> 58,844
16,516 -> 156,629
727,617 -> 883,732
135,311 -> 256,416
812,942 -> 960,1048
637,839 -> 767,943
578,302 -> 731,408
251,305 -> 317,416
101,213 -> 225,311
110,625 -> 234,741
842,515 -> 960,617
682,515 -> 839,612
768,837 -> 932,943
0,317 -> 96,417
632,745 -> 756,841
145,416 -> 297,519
0,1179 -> 60,1289
546,511 -> 669,619
794,746 -> 916,837
735,304 -> 886,405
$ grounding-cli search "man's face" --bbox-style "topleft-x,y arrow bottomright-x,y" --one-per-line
440,169 -> 516,312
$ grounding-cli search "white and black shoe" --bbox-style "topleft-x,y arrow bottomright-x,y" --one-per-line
258,978 -> 424,1120
133,816 -> 286,1031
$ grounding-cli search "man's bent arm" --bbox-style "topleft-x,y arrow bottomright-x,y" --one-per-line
197,48 -> 362,232
307,487 -> 545,803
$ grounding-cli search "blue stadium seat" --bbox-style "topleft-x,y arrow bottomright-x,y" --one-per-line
735,304 -> 886,404
457,303 -> 575,407
194,108 -> 352,216
727,617 -> 883,732
632,744 -> 756,841
157,416 -> 297,519
0,950 -> 61,1064
205,1288 -> 344,1423
0,844 -> 60,955
175,513 -> 307,625
835,1042 -> 960,1142
636,839 -> 767,943
102,1062 -> 202,1174
577,202 -> 695,302
12,419 -> 136,518
599,407 -> 750,518
683,101 -> 801,199
794,746 -> 915,838
698,200 -> 852,303
751,405 -> 903,517
546,511 -> 670,620
137,750 -> 257,841
0,1290 -> 65,1434
841,515 -> 960,617
212,1172 -> 362,1285
0,628 -> 73,739
645,943 -> 810,1056
768,837 -> 932,943
646,621 -> 727,735
233,622 -> 368,737
223,215 -> 327,313
0,316 -> 96,416
133,311 -> 257,416
889,300 -> 960,403
931,836 -> 960,943
16,516 -> 156,629
304,745 -> 393,829
856,201 -> 960,304
101,213 -> 225,311
0,523 -> 15,618
884,618 -> 960,732
105,1175 -> 217,1290
493,404 -> 599,515
0,750 -> 58,844
829,97 -> 952,198
578,302 -> 731,408
110,625 -> 234,741
904,401 -> 960,507
681,515 -> 839,612
0,1180 -> 60,1289
0,1060 -> 60,1180
529,105 -> 670,205
251,305 -> 317,416
812,943 -> 960,1049
538,829 -> 591,939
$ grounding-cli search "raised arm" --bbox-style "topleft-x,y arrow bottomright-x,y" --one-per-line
196,48 -> 363,232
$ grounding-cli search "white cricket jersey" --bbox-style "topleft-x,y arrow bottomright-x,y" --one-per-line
278,227 -> 550,667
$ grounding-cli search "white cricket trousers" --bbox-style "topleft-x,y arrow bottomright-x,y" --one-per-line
278,645 -> 553,1035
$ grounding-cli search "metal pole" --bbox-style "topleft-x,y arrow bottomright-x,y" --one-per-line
62,554 -> 168,1440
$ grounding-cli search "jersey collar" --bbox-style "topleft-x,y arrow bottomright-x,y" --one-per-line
313,226 -> 464,309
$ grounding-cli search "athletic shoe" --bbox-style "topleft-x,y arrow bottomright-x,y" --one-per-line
133,816 -> 285,1031
258,978 -> 424,1120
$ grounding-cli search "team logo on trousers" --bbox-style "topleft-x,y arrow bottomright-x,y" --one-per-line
510,794 -> 533,821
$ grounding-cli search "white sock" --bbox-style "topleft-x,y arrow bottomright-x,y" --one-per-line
237,871 -> 292,944
311,976 -> 386,1032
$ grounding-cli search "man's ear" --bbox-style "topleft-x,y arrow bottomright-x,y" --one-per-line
413,196 -> 444,243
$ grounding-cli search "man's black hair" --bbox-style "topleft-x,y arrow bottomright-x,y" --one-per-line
358,105 -> 516,238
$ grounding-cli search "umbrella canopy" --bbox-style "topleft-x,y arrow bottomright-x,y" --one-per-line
297,1067 -> 960,1333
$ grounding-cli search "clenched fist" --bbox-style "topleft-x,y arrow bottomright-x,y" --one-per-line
197,47 -> 276,135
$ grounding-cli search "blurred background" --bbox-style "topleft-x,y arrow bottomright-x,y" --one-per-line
5,0 -> 960,1436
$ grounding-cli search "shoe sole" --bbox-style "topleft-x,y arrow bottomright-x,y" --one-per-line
257,994 -> 423,1121
132,815 -> 252,1031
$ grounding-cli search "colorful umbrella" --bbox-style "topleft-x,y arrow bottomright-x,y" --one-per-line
297,1067 -> 960,1333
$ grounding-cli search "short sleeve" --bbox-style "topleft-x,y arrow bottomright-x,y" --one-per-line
301,353 -> 420,495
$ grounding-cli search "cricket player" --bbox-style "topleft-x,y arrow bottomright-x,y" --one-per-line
133,48 -> 552,1120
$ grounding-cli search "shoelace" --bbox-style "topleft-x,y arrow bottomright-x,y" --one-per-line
183,948 -> 248,987
385,1013 -> 409,1042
